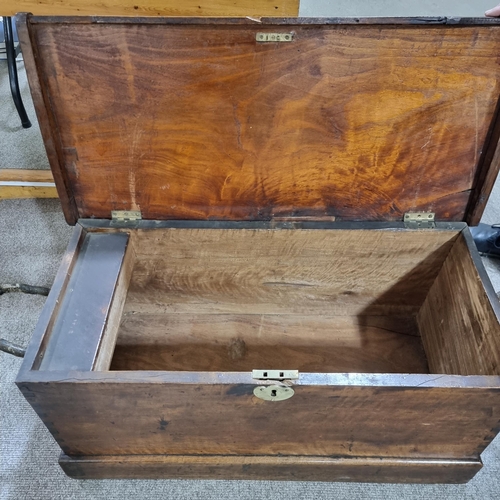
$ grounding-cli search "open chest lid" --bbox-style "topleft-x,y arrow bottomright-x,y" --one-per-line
18,15 -> 500,225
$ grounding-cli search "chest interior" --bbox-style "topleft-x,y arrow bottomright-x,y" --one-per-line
40,225 -> 497,378
113,227 -> 451,374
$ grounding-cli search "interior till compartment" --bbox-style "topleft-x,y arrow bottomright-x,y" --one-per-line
105,227 -> 500,375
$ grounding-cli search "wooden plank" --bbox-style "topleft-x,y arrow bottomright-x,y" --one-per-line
16,377 -> 500,458
0,169 -> 54,182
125,228 -> 458,316
117,313 -> 420,343
111,314 -> 427,373
80,219 -> 468,231
37,233 -> 129,371
93,241 -> 136,371
417,231 -> 500,375
2,1 -> 299,17
19,370 -> 500,387
21,18 -> 500,222
58,453 -> 482,483
0,169 -> 57,199
16,14 -> 78,223
24,17 -> 500,26
0,185 -> 58,199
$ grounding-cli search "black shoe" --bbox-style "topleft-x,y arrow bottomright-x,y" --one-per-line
470,223 -> 500,257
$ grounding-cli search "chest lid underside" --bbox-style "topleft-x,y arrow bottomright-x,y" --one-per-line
18,15 -> 500,224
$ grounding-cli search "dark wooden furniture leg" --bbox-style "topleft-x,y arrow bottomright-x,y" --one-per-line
3,16 -> 31,128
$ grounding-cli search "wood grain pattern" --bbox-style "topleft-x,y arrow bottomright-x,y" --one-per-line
110,314 -> 427,373
125,228 -> 458,316
2,1 -> 299,17
21,17 -> 500,223
418,232 -> 500,375
16,379 -> 500,458
58,453 -> 482,483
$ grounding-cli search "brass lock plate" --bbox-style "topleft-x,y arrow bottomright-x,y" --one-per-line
253,385 -> 295,401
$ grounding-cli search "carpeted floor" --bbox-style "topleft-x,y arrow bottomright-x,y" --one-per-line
2,2 -> 500,498
0,67 -> 49,171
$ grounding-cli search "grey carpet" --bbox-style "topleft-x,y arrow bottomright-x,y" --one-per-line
2,2 -> 500,498
0,59 -> 49,170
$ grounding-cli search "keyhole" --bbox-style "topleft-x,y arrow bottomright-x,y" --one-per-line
253,385 -> 294,401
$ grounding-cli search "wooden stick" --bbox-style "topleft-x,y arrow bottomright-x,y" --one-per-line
0,168 -> 57,199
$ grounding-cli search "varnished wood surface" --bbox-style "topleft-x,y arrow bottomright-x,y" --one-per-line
126,228 -> 458,316
59,453 -> 482,483
17,379 -> 500,458
19,16 -> 500,223
80,219 -> 469,231
418,232 -> 500,376
466,95 -> 500,226
15,221 -> 500,481
3,1 -> 299,17
111,314 -> 427,373
19,370 -> 500,388
16,16 -> 79,223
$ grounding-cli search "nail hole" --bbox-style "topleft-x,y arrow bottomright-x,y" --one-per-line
263,372 -> 267,377
280,372 -> 284,377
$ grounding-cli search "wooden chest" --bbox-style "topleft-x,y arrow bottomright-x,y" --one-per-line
16,14 -> 500,483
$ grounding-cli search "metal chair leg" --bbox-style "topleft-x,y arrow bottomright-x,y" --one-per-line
0,282 -> 51,358
3,16 -> 31,129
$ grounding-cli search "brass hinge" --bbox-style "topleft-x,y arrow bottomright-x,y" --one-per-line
404,212 -> 435,229
256,32 -> 294,43
111,210 -> 142,222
